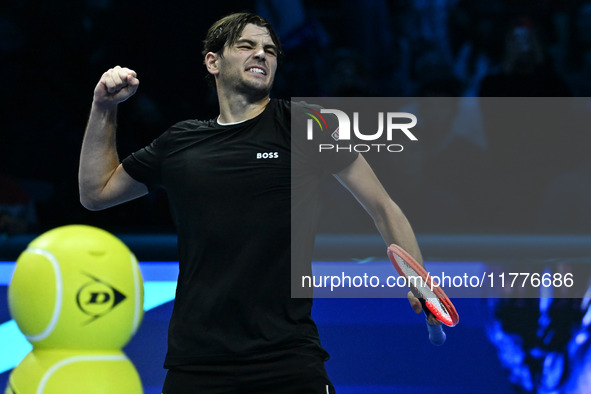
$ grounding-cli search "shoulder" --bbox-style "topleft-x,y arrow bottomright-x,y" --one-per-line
148,118 -> 218,150
267,98 -> 290,117
267,98 -> 324,116
168,118 -> 217,133
289,100 -> 326,121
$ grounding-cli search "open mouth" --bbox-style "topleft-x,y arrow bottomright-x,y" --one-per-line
246,66 -> 267,76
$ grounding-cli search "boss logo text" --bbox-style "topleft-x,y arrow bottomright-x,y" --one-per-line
257,152 -> 279,159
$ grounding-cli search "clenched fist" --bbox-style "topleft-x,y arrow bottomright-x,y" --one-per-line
93,66 -> 139,108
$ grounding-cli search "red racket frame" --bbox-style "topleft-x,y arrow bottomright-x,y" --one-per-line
387,244 -> 459,327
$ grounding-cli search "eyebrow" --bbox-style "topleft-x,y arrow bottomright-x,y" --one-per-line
235,38 -> 277,52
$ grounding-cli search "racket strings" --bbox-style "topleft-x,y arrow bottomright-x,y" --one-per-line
394,254 -> 452,321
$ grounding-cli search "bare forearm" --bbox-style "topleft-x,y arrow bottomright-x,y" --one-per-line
373,200 -> 424,266
334,156 -> 424,266
78,103 -> 120,209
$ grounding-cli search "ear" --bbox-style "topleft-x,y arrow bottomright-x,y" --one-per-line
205,52 -> 219,76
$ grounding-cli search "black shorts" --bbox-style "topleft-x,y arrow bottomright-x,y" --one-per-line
162,348 -> 335,394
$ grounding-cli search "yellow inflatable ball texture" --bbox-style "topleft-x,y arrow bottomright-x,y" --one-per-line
8,225 -> 144,350
5,348 -> 143,394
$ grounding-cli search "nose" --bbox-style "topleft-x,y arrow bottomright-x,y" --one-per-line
253,46 -> 266,60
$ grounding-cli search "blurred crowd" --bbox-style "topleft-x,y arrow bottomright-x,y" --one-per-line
2,0 -> 591,235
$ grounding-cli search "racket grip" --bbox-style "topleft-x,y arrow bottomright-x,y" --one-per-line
426,319 -> 446,346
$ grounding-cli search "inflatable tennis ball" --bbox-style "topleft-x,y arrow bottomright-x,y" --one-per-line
5,348 -> 143,394
8,225 -> 144,350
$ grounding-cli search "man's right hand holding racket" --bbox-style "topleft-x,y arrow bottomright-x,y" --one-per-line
388,244 -> 459,346
331,155 -> 457,345
408,291 -> 440,325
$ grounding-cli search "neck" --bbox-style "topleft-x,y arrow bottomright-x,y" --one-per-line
217,89 -> 270,124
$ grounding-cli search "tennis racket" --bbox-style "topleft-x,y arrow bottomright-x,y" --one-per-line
387,244 -> 459,345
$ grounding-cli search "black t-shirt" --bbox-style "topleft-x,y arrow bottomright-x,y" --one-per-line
122,99 -> 358,367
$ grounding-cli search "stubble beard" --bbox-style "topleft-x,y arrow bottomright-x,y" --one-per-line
234,75 -> 274,101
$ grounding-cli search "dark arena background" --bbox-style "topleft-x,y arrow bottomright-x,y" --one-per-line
3,1 -> 591,393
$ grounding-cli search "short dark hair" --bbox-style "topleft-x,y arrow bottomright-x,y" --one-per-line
202,12 -> 283,86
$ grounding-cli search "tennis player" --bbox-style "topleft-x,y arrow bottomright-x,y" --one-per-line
79,12 -> 426,393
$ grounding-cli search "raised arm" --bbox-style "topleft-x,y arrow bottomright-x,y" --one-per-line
79,66 -> 148,211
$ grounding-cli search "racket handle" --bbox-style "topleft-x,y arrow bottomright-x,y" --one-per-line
426,319 -> 446,346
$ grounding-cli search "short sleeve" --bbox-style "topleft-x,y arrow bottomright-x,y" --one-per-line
121,130 -> 170,191
290,100 -> 359,175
